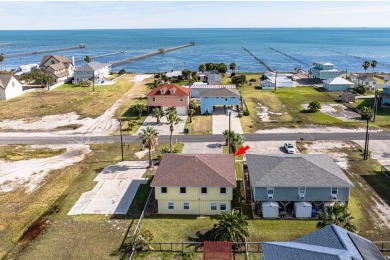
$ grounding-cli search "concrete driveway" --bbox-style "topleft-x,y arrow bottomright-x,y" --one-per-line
354,140 -> 390,167
134,114 -> 188,136
245,141 -> 299,155
212,108 -> 243,135
182,142 -> 224,154
68,161 -> 148,215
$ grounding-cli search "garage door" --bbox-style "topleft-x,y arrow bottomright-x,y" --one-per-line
176,106 -> 187,115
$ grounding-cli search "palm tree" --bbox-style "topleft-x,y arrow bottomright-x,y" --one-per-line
371,60 -> 377,75
166,112 -> 182,153
222,130 -> 235,146
190,99 -> 199,113
198,64 -> 206,73
0,53 -> 4,71
152,107 -> 164,124
187,108 -> 195,123
361,106 -> 374,121
164,106 -> 177,117
229,63 -> 236,73
139,126 -> 159,168
362,60 -> 370,74
210,210 -> 249,243
316,202 -> 356,232
133,103 -> 147,119
84,55 -> 91,63
126,121 -> 135,134
230,132 -> 245,154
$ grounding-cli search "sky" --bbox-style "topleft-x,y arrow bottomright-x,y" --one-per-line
1,1 -> 390,29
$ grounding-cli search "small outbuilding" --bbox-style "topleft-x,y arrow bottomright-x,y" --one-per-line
262,201 -> 279,218
294,201 -> 312,218
341,92 -> 356,103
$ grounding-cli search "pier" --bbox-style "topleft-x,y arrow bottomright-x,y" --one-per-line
110,42 -> 195,67
75,51 -> 125,62
242,47 -> 275,72
324,48 -> 390,69
3,44 -> 86,58
0,43 -> 11,47
269,47 -> 310,67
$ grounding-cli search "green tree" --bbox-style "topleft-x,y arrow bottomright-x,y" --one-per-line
181,69 -> 191,81
371,60 -> 377,75
355,84 -> 366,95
210,210 -> 250,243
190,71 -> 198,84
126,121 -> 135,134
187,108 -> 195,123
198,64 -> 206,72
139,126 -> 159,168
229,63 -> 236,73
0,53 -> 4,71
84,55 -> 91,63
119,69 -> 126,75
308,100 -> 321,112
230,132 -> 245,154
222,129 -> 235,146
133,103 -> 147,119
362,60 -> 370,74
217,63 -> 227,74
316,202 -> 356,232
360,106 -> 374,121
21,69 -> 54,86
190,98 -> 199,110
232,75 -> 247,85
152,107 -> 164,124
166,110 -> 182,153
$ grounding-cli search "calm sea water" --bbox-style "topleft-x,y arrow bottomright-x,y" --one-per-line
1,28 -> 390,73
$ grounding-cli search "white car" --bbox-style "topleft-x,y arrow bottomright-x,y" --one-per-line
284,143 -> 296,154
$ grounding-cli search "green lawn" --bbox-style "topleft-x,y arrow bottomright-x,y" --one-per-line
355,98 -> 390,128
184,115 -> 212,135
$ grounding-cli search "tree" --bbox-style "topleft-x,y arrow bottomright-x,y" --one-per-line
152,107 -> 164,124
133,103 -> 147,119
316,202 -> 356,232
205,63 -> 213,72
190,98 -> 199,110
210,210 -> 249,243
362,60 -> 370,74
222,129 -> 235,146
0,53 -> 4,71
166,110 -> 182,153
230,132 -> 245,154
119,69 -> 126,75
229,63 -> 236,73
232,75 -> 246,85
198,64 -> 206,72
371,60 -> 377,75
190,71 -> 198,83
182,69 -> 191,81
126,121 -> 135,134
187,108 -> 195,123
217,63 -> 227,74
139,126 -> 159,168
84,55 -> 91,63
308,100 -> 321,112
360,106 -> 374,121
355,84 -> 366,95
21,69 -> 54,86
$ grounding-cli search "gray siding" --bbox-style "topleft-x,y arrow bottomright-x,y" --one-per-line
254,187 -> 350,202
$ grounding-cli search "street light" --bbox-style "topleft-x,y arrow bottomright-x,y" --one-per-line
228,111 -> 232,154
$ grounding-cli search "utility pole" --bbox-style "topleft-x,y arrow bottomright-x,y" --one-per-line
364,119 -> 370,160
228,111 -> 231,154
119,119 -> 124,161
373,88 -> 378,122
92,69 -> 95,91
47,70 -> 50,90
274,71 -> 277,92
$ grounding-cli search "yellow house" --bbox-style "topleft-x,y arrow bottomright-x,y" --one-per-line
150,154 -> 237,215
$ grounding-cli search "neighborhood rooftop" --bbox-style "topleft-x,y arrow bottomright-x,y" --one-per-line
246,154 -> 354,187
74,61 -> 111,72
199,87 -> 240,97
190,84 -> 236,89
146,83 -> 190,97
150,154 -> 236,187
323,77 -> 354,85
0,74 -> 14,90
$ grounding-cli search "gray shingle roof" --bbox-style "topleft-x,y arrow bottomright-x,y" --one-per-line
74,61 -> 110,72
357,75 -> 377,82
262,224 -> 385,260
200,88 -> 240,98
246,154 -> 353,188
0,73 -> 14,90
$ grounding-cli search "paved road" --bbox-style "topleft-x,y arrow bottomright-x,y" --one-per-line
1,132 -> 390,145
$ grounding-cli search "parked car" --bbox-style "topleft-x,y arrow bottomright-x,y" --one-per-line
284,143 -> 296,154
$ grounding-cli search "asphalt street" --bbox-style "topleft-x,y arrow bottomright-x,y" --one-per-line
1,132 -> 390,145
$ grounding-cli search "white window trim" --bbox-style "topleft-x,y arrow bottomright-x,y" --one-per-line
267,187 -> 274,195
331,187 -> 338,195
220,203 -> 227,211
152,97 -> 156,102
220,187 -> 226,194
211,203 -> 217,210
180,187 -> 186,194
201,187 -> 208,194
183,202 -> 190,210
298,187 -> 306,195
168,202 -> 174,210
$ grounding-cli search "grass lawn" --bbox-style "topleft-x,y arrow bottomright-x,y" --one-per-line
0,145 -> 66,161
0,74 -> 135,120
184,115 -> 212,135
354,98 -> 390,128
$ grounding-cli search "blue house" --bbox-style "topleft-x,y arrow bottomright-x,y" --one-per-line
382,86 -> 390,107
200,88 -> 241,114
323,77 -> 354,92
311,61 -> 339,80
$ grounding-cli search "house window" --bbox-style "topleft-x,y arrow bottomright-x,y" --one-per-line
168,202 -> 174,210
201,187 -> 208,194
152,97 -> 156,102
220,203 -> 227,211
180,187 -> 186,194
211,203 -> 217,210
183,202 -> 190,210
220,187 -> 226,194
180,97 -> 183,102
225,98 -> 228,101
161,187 -> 167,193
331,187 -> 338,195
267,187 -> 274,195
298,187 -> 306,195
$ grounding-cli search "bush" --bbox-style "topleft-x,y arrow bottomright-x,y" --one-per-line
231,72 -> 236,77
249,78 -> 256,82
308,100 -> 321,112
355,84 -> 366,95
238,112 -> 243,117
232,75 -> 247,85
119,69 -> 126,75
243,110 -> 250,116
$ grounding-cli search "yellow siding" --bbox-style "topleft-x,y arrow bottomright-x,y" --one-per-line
155,186 -> 233,201
158,200 -> 232,215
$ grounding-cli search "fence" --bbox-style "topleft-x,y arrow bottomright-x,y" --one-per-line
141,242 -> 262,253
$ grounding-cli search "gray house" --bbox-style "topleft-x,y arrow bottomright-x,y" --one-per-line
263,224 -> 385,260
73,61 -> 111,84
246,154 -> 354,218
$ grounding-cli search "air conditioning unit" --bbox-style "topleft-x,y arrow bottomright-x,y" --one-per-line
268,194 -> 273,199
299,195 -> 305,200
331,194 -> 337,199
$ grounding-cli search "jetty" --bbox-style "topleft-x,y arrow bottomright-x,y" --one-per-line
269,47 -> 310,67
75,51 -> 125,62
242,47 -> 275,72
324,48 -> 390,69
110,42 -> 195,67
3,44 -> 86,58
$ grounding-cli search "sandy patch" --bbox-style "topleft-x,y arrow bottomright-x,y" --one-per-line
130,74 -> 153,82
255,103 -> 288,122
0,144 -> 91,193
303,103 -> 361,122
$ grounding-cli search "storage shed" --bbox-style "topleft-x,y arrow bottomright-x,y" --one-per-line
294,201 -> 312,218
262,201 -> 279,218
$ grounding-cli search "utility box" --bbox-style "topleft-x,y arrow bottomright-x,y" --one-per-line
294,201 -> 312,218
262,201 -> 279,218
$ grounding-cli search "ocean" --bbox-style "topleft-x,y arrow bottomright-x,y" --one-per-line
1,28 -> 390,73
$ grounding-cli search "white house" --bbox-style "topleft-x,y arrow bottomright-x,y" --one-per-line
40,55 -> 75,83
261,79 -> 275,90
261,72 -> 294,88
0,73 -> 24,100
73,61 -> 111,84
323,77 -> 354,92
352,75 -> 377,92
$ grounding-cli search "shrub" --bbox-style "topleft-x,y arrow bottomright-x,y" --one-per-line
119,69 -> 126,75
308,100 -> 321,112
232,75 -> 247,85
355,84 -> 366,95
231,72 -> 236,77
249,78 -> 256,82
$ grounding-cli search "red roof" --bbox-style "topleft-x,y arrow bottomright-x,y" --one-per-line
146,83 -> 190,97
203,241 -> 232,260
